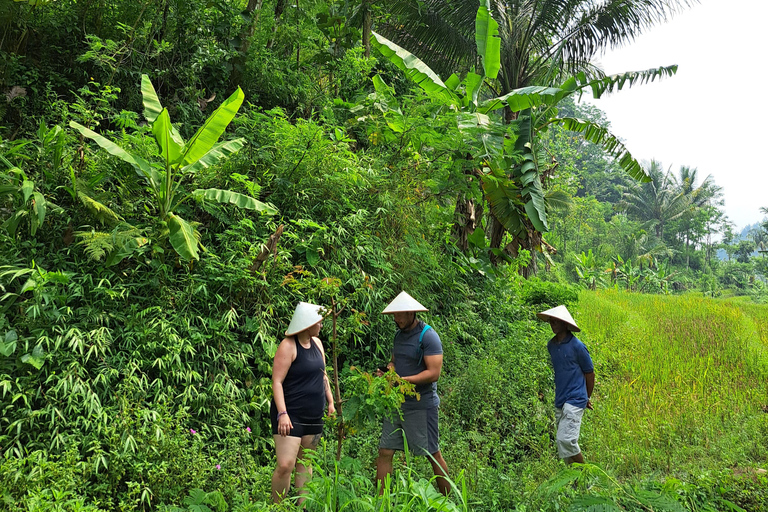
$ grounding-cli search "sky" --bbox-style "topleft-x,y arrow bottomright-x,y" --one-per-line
584,0 -> 768,231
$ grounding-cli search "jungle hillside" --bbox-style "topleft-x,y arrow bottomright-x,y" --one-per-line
1,0 -> 767,510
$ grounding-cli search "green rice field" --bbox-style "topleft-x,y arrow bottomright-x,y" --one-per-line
577,290 -> 768,477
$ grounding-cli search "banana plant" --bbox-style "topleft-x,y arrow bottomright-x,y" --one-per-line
371,0 -> 675,267
71,75 -> 277,262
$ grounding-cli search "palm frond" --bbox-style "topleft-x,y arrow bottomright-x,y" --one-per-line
554,117 -> 648,182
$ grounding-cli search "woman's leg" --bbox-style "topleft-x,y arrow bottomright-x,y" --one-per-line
294,432 -> 322,504
272,435 -> 302,503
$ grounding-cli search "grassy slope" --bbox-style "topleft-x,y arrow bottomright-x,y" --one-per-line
577,290 -> 768,477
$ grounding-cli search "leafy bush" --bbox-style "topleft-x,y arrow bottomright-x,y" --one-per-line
519,277 -> 579,309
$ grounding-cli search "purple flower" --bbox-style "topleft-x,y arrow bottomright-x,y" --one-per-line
216,464 -> 221,470
190,429 -> 197,435
246,427 -> 251,433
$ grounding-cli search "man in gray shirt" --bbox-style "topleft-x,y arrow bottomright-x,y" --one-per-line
375,291 -> 450,495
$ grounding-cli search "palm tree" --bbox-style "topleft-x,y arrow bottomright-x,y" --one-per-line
620,160 -> 689,243
376,0 -> 692,100
375,0 -> 693,272
672,165 -> 722,268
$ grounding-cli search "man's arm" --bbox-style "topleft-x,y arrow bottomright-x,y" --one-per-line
402,354 -> 443,385
585,371 -> 595,409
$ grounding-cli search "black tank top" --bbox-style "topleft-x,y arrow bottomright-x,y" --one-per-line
281,336 -> 326,419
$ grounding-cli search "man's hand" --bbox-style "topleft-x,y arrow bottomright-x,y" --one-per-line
586,399 -> 593,410
327,403 -> 336,417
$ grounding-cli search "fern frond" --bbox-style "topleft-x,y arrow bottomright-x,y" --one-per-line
75,231 -> 115,261
78,191 -> 123,226
76,224 -> 144,262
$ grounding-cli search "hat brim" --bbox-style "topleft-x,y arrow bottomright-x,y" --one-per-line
537,312 -> 580,332
285,319 -> 322,336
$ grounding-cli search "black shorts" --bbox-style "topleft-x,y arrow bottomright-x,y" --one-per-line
270,401 -> 324,437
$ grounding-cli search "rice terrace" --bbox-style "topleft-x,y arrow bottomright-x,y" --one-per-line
0,0 -> 767,510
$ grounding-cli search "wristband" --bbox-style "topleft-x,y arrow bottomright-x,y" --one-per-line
277,411 -> 288,418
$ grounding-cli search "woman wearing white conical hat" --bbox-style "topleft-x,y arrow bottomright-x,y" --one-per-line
270,302 -> 335,504
537,305 -> 595,465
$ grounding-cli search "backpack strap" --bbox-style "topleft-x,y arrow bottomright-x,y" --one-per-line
394,324 -> 433,366
418,324 -> 431,366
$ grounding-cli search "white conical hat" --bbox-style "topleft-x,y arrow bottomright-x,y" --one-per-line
285,302 -> 324,335
382,291 -> 428,314
537,305 -> 580,332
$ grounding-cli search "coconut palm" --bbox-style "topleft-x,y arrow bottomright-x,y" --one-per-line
620,159 -> 689,242
374,0 -> 692,273
376,0 -> 692,98
672,165 -> 722,268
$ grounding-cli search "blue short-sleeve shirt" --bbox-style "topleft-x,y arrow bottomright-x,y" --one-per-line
548,333 -> 594,409
393,320 -> 442,410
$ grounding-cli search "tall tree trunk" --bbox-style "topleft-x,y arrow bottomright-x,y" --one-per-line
487,214 -> 506,265
266,0 -> 288,49
230,0 -> 264,88
451,196 -> 477,252
362,0 -> 372,58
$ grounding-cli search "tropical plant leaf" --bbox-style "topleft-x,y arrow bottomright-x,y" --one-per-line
21,180 -> 34,203
141,74 -> 163,124
479,85 -> 565,114
31,191 -> 46,234
21,344 -> 45,370
545,189 -> 573,212
371,75 -> 402,114
70,121 -> 160,189
0,330 -> 17,357
2,211 -> 25,236
181,87 -> 245,167
481,173 -> 525,236
574,65 -> 678,99
167,213 -> 200,261
371,31 -> 458,106
524,193 -> 548,233
152,108 -> 185,166
190,188 -> 278,215
463,71 -> 483,107
475,0 -> 500,80
456,112 -> 504,160
180,138 -> 246,175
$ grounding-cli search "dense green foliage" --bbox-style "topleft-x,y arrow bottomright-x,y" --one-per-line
1,0 -> 767,510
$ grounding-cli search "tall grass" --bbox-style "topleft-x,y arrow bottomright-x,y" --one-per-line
578,290 -> 768,476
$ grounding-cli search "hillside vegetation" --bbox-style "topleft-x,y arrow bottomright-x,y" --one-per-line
1,0 -> 767,510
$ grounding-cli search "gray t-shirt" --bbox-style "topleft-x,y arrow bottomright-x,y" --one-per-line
393,320 -> 443,410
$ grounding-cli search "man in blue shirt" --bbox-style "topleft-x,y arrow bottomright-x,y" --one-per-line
538,305 -> 595,464
375,291 -> 450,495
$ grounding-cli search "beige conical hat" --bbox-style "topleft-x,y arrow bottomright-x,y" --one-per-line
382,291 -> 428,314
537,305 -> 580,332
285,302 -> 324,335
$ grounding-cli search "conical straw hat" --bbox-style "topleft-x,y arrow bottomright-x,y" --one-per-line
537,305 -> 580,332
382,291 -> 428,314
285,302 -> 324,335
